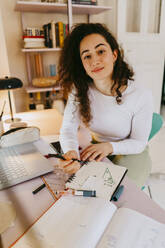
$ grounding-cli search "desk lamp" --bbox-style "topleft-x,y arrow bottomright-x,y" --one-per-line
0,76 -> 23,123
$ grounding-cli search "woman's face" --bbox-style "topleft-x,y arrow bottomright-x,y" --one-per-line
80,33 -> 117,82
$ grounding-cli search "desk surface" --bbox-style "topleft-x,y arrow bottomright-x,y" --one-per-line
0,177 -> 55,248
2,109 -> 63,136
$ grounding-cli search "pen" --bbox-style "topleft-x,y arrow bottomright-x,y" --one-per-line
32,183 -> 46,194
111,185 -> 124,201
62,189 -> 96,197
45,153 -> 88,167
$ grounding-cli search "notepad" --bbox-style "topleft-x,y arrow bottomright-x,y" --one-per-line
66,160 -> 127,200
11,196 -> 165,248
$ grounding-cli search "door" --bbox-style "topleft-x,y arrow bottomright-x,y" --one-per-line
117,0 -> 165,113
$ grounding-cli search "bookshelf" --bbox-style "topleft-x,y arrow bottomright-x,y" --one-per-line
15,0 -> 112,109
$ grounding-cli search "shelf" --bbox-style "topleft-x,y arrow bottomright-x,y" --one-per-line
22,47 -> 61,52
72,4 -> 112,15
15,1 -> 112,15
25,85 -> 61,93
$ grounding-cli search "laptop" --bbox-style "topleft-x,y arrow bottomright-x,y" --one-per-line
0,140 -> 54,190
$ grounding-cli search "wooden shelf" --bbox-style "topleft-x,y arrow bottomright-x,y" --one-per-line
22,47 -> 61,52
15,1 -> 112,15
25,85 -> 61,93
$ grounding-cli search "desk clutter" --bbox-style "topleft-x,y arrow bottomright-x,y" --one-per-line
41,155 -> 127,201
28,91 -> 64,114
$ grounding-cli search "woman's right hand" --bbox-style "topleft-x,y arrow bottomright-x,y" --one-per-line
58,150 -> 80,174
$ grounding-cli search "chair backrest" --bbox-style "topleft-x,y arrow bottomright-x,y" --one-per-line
148,113 -> 163,141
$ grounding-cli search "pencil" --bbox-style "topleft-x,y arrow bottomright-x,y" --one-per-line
0,100 -> 6,120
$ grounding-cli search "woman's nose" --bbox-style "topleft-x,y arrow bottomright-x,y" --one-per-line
91,54 -> 100,66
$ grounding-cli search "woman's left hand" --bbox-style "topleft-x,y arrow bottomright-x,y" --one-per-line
80,142 -> 113,162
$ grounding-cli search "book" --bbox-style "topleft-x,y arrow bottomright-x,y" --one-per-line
23,36 -> 45,49
51,21 -> 56,48
10,196 -> 165,248
43,23 -> 52,48
55,22 -> 60,47
65,160 -> 127,200
57,21 -> 64,48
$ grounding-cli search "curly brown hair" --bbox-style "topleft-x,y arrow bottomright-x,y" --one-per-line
58,23 -> 134,126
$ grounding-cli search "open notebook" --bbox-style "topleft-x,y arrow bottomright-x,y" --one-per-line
10,196 -> 165,248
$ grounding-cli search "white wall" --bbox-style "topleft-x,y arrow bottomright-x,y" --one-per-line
0,0 -> 28,112
0,8 -> 16,115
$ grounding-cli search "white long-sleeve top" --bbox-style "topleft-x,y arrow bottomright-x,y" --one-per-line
59,81 -> 153,155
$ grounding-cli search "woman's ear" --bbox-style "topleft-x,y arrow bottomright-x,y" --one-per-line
113,50 -> 118,63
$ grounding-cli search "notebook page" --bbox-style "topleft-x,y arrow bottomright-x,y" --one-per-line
97,207 -> 165,248
66,161 -> 127,200
11,197 -> 117,248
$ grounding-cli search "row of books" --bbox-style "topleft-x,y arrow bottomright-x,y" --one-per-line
43,21 -> 69,48
22,21 -> 68,49
23,27 -> 44,37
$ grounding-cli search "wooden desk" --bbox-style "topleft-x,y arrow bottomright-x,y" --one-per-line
2,109 -> 63,136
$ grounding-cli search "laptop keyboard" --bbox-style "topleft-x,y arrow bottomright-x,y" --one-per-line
0,146 -> 29,188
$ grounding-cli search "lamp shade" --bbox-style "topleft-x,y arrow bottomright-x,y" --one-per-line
0,77 -> 23,90
0,76 -> 23,124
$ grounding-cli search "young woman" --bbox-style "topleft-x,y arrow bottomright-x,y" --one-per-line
58,23 -> 153,188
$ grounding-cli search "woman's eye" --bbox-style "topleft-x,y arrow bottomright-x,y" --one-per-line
84,55 -> 91,60
98,49 -> 105,55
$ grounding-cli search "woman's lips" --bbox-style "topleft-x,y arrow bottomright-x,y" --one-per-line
92,67 -> 104,73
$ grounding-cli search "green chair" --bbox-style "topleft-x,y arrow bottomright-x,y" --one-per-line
141,112 -> 163,192
148,112 -> 163,141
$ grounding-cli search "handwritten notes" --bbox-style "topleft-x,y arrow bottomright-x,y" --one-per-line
97,207 -> 165,248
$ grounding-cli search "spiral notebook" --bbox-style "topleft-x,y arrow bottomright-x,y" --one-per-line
42,141 -> 127,201
65,160 -> 127,201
